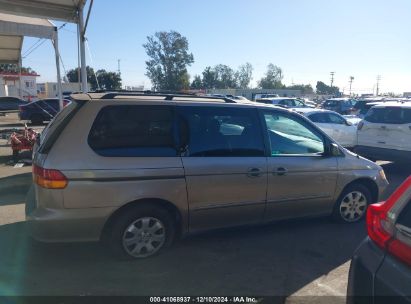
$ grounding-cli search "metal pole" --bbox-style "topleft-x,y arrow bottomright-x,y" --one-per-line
79,7 -> 88,92
18,56 -> 23,99
53,29 -> 63,111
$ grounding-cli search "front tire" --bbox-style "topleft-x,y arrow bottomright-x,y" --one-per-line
333,184 -> 371,223
104,205 -> 176,259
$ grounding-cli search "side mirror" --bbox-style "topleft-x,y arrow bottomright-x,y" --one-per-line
345,120 -> 353,126
330,143 -> 342,157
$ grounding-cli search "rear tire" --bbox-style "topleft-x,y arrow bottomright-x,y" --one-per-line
332,184 -> 371,223
104,205 -> 176,260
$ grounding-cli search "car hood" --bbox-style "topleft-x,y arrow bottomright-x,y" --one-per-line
341,148 -> 382,171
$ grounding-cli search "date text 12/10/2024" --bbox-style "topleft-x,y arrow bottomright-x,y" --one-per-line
150,297 -> 259,303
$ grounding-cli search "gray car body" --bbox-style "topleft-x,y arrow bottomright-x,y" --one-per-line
26,95 -> 388,242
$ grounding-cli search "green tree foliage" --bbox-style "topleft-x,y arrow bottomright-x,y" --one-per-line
286,84 -> 314,95
257,64 -> 284,89
235,62 -> 253,89
143,31 -> 194,91
190,75 -> 203,89
66,66 -> 122,91
95,69 -> 122,90
198,63 -> 254,89
201,66 -> 218,89
316,81 -> 340,95
214,64 -> 237,89
66,66 -> 98,90
0,64 -> 36,74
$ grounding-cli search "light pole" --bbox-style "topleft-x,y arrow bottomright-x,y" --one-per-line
349,76 -> 354,96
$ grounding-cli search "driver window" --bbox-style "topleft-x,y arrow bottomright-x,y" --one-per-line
263,111 -> 325,156
328,113 -> 346,124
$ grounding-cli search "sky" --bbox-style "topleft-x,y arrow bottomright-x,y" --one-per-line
21,0 -> 411,94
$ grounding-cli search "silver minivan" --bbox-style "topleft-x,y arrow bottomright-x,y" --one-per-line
26,92 -> 389,259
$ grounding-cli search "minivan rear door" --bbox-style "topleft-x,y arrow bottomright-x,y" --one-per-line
177,105 -> 268,232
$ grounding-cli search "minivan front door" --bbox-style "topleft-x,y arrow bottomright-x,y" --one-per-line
177,105 -> 268,232
260,110 -> 338,221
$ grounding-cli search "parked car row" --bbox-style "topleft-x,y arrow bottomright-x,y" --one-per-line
0,96 -> 26,112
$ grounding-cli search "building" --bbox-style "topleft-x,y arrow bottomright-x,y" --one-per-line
125,85 -> 144,91
37,82 -> 86,99
0,71 -> 39,100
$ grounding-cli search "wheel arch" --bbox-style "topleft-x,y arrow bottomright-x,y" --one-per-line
342,178 -> 379,203
100,198 -> 183,241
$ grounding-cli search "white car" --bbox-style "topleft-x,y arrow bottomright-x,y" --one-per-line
355,102 -> 411,162
297,108 -> 357,148
256,97 -> 310,109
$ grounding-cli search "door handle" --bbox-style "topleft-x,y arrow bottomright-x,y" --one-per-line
247,168 -> 262,178
273,167 -> 288,176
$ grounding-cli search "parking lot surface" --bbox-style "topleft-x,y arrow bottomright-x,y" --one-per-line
0,113 -> 409,301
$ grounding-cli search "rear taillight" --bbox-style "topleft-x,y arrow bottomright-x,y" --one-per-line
357,121 -> 364,130
33,164 -> 68,189
367,176 -> 411,266
366,203 -> 393,248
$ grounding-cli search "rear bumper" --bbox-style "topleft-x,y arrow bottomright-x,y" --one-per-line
347,237 -> 385,303
25,188 -> 115,242
347,237 -> 411,304
354,146 -> 411,162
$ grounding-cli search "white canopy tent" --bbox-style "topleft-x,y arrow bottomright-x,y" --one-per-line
0,0 -> 89,94
0,12 -> 64,109
0,0 -> 86,22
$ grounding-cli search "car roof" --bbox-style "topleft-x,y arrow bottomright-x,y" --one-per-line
372,101 -> 411,109
71,92 -> 300,111
325,98 -> 351,101
294,108 -> 336,115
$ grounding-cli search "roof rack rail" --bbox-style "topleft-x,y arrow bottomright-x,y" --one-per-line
99,91 -> 237,103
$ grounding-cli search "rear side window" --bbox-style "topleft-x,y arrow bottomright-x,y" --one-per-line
88,105 -> 176,157
365,107 -> 411,124
308,113 -> 328,123
178,106 -> 265,157
38,101 -> 84,153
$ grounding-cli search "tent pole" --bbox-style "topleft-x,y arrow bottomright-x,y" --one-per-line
53,29 -> 63,111
78,6 -> 88,93
18,56 -> 23,100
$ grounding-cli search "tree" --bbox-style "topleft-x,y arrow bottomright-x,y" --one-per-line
202,66 -> 218,89
0,64 -> 36,74
143,30 -> 194,91
286,84 -> 314,95
235,62 -> 253,89
95,69 -> 122,90
191,75 -> 203,89
66,66 -> 122,91
213,64 -> 237,89
66,66 -> 98,90
257,63 -> 284,89
316,81 -> 340,95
